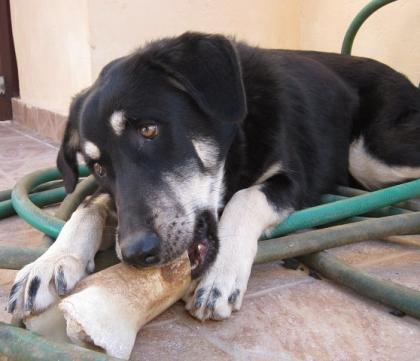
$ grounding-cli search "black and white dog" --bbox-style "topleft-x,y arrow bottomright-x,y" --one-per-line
9,32 -> 420,321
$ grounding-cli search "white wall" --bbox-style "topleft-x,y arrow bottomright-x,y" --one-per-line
10,0 -> 92,115
300,0 -> 420,85
10,0 -> 420,116
86,0 -> 300,78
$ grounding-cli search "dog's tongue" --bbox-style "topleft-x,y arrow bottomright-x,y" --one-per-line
188,239 -> 209,270
197,242 -> 207,261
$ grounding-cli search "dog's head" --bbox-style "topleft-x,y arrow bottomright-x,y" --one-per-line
57,32 -> 247,277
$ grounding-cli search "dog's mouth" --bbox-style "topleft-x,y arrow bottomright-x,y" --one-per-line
188,211 -> 218,278
188,238 -> 209,274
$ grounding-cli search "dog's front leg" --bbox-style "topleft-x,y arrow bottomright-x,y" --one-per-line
8,193 -> 114,318
186,183 -> 293,321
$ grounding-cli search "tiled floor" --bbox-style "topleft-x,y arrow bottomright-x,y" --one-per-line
1,121 -> 420,360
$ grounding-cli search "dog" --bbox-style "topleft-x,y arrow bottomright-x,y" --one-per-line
8,32 -> 420,321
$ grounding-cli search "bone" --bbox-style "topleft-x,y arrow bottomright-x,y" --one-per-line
24,253 -> 191,360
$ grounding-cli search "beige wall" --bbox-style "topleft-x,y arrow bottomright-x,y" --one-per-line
10,0 -> 420,116
87,0 -> 300,79
300,0 -> 420,86
10,0 -> 92,115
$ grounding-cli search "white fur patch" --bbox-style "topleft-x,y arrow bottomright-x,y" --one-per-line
162,159 -> 225,211
217,186 -> 291,263
186,185 -> 292,320
254,162 -> 283,184
163,164 -> 213,213
191,138 -> 218,169
84,141 -> 101,160
349,137 -> 420,190
109,111 -> 125,136
68,129 -> 80,150
209,163 -> 225,216
115,235 -> 123,261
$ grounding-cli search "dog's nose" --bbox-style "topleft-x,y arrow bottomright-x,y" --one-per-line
120,232 -> 161,266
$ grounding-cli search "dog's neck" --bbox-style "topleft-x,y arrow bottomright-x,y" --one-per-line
222,125 -> 247,204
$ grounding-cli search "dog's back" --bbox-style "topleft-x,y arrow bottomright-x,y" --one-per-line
234,44 -> 420,193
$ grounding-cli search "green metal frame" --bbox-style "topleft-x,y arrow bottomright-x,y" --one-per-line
341,0 -> 397,55
0,322 -> 122,361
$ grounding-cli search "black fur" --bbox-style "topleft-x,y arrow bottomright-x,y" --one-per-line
57,32 -> 420,274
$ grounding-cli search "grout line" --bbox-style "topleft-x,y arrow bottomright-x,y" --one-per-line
0,123 -> 59,150
352,250 -> 420,268
245,278 -> 312,299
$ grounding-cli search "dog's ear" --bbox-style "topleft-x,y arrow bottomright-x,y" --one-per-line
152,32 -> 247,123
57,91 -> 87,193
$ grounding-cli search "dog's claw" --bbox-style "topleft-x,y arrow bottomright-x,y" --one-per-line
8,255 -> 88,317
7,298 -> 16,314
228,289 -> 240,305
25,277 -> 41,312
55,265 -> 67,296
185,265 -> 249,321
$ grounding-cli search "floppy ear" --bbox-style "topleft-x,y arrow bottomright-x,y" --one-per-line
151,32 -> 247,123
57,91 -> 87,193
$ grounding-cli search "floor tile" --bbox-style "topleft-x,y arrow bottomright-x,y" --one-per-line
1,122 -> 420,361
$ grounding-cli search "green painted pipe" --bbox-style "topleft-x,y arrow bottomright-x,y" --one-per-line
0,246 -> 47,269
0,180 -> 64,203
265,179 -> 420,239
0,187 -> 67,219
337,185 -> 420,212
302,251 -> 420,319
11,167 -> 95,238
0,189 -> 12,203
40,176 -> 99,247
321,194 -> 410,217
256,211 -> 420,264
341,0 -> 397,55
0,322 -> 122,361
3,211 -> 419,270
9,167 -> 420,241
0,246 -> 118,271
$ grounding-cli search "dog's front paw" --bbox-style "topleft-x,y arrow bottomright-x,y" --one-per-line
185,262 -> 251,321
7,253 -> 92,317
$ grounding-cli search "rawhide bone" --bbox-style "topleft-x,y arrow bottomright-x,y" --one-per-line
24,252 -> 191,360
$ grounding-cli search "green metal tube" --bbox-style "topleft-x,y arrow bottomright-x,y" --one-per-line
0,246 -> 118,271
0,187 -> 67,218
337,185 -> 420,212
321,194 -> 410,217
5,211 -> 419,271
341,0 -> 397,55
40,176 -> 99,247
8,167 -> 420,242
0,181 -> 64,203
11,167 -> 94,238
56,175 -> 97,221
265,179 -> 420,239
0,246 -> 47,269
0,189 -> 12,202
301,251 -> 420,319
0,322 -> 122,361
256,211 -> 420,264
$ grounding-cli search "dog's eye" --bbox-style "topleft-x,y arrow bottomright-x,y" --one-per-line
139,123 -> 158,139
93,163 -> 106,177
